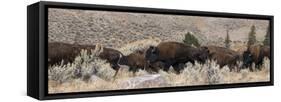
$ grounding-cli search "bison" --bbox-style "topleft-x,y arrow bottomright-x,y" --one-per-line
205,46 -> 242,71
145,42 -> 210,74
119,50 -> 165,75
242,45 -> 270,70
48,42 -> 124,77
48,42 -> 79,65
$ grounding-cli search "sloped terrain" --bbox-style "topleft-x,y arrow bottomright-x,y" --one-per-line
48,8 -> 269,48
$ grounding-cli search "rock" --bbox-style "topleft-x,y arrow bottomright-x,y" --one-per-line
119,74 -> 168,89
86,75 -> 106,83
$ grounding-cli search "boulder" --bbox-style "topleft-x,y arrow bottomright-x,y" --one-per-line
86,75 -> 107,83
119,74 -> 168,89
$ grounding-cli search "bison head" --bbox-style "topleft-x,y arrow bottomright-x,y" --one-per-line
197,47 -> 210,64
145,46 -> 159,63
242,50 -> 253,68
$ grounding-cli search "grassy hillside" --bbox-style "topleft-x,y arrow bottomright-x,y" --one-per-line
48,8 -> 269,48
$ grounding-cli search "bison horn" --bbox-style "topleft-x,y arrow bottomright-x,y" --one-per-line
151,46 -> 157,53
117,53 -> 123,66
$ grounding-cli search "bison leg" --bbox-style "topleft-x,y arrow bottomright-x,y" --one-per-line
129,66 -> 139,76
113,69 -> 119,78
172,63 -> 185,74
148,61 -> 165,73
229,66 -> 234,72
150,67 -> 160,73
249,65 -> 254,72
256,63 -> 262,71
189,60 -> 195,65
111,63 -> 120,70
256,57 -> 265,71
161,60 -> 174,72
162,63 -> 171,72
111,64 -> 120,78
145,66 -> 157,74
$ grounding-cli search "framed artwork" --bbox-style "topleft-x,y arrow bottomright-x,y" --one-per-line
27,1 -> 274,100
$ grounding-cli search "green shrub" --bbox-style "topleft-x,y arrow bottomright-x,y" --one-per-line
225,30 -> 231,49
247,25 -> 257,47
183,32 -> 200,47
263,26 -> 270,46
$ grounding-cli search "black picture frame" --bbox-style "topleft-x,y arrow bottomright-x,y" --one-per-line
27,1 -> 274,100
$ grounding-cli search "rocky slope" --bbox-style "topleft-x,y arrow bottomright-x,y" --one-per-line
48,8 -> 269,48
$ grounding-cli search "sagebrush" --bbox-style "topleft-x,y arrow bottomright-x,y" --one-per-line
48,39 -> 270,94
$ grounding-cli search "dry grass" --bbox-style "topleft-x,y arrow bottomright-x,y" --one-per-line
48,39 -> 270,94
48,59 -> 270,94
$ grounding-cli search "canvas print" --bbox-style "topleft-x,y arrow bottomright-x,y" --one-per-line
48,8 -> 271,94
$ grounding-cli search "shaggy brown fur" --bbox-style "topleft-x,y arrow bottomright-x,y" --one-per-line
145,42 -> 209,74
206,46 -> 241,71
48,42 -> 79,65
243,45 -> 270,70
48,42 -> 124,77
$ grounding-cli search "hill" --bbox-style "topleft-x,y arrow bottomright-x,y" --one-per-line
48,8 -> 269,48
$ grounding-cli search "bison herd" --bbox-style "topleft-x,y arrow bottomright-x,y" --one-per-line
48,41 -> 270,77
